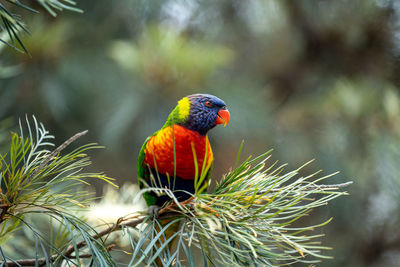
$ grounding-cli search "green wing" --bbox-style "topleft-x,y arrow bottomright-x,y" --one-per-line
137,136 -> 150,188
137,136 -> 158,206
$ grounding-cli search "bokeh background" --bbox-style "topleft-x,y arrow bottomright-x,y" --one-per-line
1,0 -> 400,266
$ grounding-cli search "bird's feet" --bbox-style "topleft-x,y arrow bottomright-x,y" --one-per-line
148,205 -> 161,218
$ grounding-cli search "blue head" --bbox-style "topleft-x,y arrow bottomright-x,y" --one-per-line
181,94 -> 230,135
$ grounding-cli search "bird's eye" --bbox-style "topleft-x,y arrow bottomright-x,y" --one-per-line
205,101 -> 212,107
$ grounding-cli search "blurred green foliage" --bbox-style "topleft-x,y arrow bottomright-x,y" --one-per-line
1,0 -> 400,266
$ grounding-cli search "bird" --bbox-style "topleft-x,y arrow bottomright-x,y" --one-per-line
137,93 -> 230,209
137,94 -> 229,266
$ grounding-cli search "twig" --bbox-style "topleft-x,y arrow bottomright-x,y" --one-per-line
303,181 -> 353,190
260,181 -> 353,194
1,213 -> 168,266
316,181 -> 353,188
28,130 -> 88,181
4,251 -> 101,266
62,216 -> 145,259
1,203 -> 185,267
0,131 -> 89,225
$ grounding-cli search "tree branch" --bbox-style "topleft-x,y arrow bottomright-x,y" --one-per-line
1,205 -> 181,266
1,216 -> 144,266
28,130 -> 88,181
304,181 -> 353,190
3,250 -> 106,266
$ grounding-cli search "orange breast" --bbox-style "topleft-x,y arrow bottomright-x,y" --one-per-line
144,125 -> 213,180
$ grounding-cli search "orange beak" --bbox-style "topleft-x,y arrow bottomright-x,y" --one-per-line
215,108 -> 230,126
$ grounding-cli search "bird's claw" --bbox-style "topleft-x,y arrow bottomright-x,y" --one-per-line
148,205 -> 161,218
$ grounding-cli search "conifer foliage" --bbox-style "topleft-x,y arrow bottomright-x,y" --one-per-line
0,2 -> 351,266
0,0 -> 81,53
0,117 -> 350,266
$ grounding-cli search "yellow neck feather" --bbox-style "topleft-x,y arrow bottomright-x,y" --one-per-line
177,97 -> 190,121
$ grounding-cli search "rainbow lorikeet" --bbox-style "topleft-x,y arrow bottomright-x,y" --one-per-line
137,94 -> 230,208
